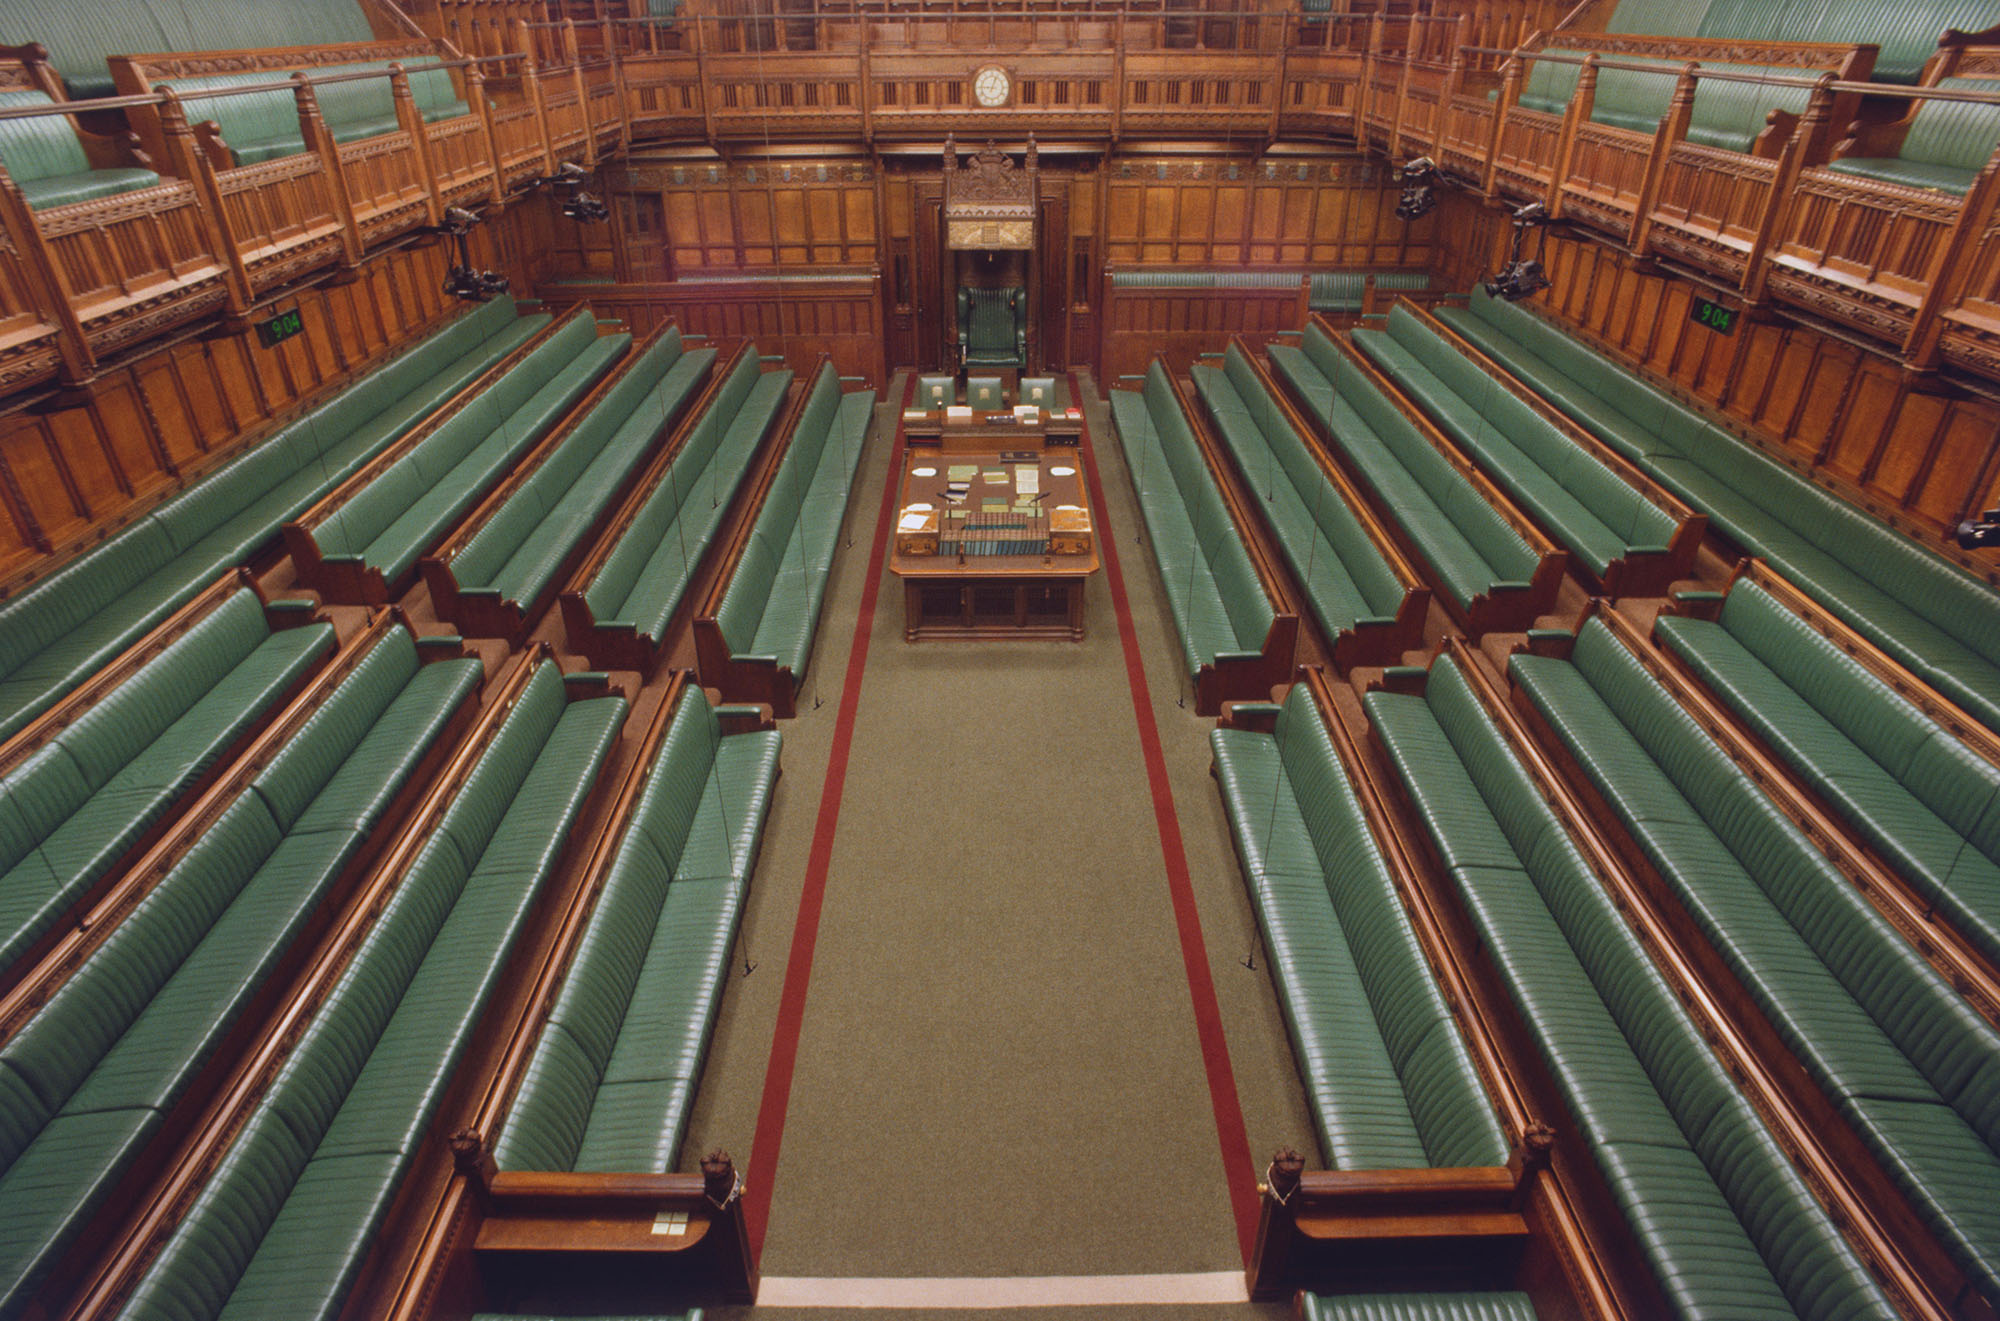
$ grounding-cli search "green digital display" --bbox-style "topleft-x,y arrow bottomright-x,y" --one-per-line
1690,297 -> 1736,335
256,307 -> 305,349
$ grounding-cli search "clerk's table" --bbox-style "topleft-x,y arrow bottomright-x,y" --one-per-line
889,440 -> 1098,640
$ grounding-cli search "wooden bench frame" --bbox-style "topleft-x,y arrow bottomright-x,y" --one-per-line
690,353 -> 838,717
1378,298 -> 1707,599
1491,621 -> 1990,1321
283,308 -> 575,605
423,323 -> 702,646
369,672 -> 763,1318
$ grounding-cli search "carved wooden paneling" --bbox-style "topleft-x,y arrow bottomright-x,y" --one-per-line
0,240 -> 456,587
1101,154 -> 1430,268
1098,282 -> 1306,383
617,156 -> 878,272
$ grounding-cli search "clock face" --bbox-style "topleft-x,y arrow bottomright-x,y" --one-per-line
973,66 -> 1010,107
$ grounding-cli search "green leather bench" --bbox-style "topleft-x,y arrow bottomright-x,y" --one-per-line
496,686 -> 780,1175
1606,0 -> 1994,84
163,61 -> 470,167
0,90 -> 159,208
1211,683 -> 1507,1171
1108,362 -> 1292,712
1354,304 -> 1681,588
1512,619 -> 2000,1301
705,362 -> 874,702
112,661 -> 625,1321
1657,579 -> 2000,970
1308,270 -> 1430,313
0,585 -> 332,974
1828,77 -> 2000,195
0,294 -> 533,745
428,330 -> 718,641
1367,657 -> 1899,1321
1191,344 -> 1414,657
1516,50 -> 1814,153
0,626 -> 481,1314
1267,325 -> 1552,631
567,347 -> 792,666
1439,287 -> 2000,736
1301,1294 -> 1539,1321
301,308 -> 623,599
30,0 -> 376,99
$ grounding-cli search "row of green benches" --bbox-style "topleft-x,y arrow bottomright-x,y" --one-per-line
1267,324 -> 1562,635
0,293 -> 532,745
162,60 -> 469,168
24,0 -> 376,98
1441,287 -> 2000,738
1211,682 -> 1508,1171
1511,618 -> 2000,1303
1354,303 -> 1698,598
287,307 -> 624,605
424,327 -> 719,645
0,581 -> 330,979
110,656 -> 626,1321
0,619 -> 482,1314
1190,342 -> 1426,666
1367,655 -> 1900,1321
1605,0 -> 1992,84
496,685 -> 780,1175
0,88 -> 160,209
697,362 -> 875,715
1108,363 -> 1297,714
561,346 -> 791,671
1301,1294 -> 1538,1321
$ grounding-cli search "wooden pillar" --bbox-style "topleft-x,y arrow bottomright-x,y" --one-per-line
392,63 -> 447,226
297,73 -> 366,267
1742,74 -> 1833,304
1905,139 -> 2000,370
156,87 -> 252,316
1548,54 -> 1597,215
0,169 -> 94,384
1630,62 -> 1696,253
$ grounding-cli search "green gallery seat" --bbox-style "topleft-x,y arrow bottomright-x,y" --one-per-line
1656,579 -> 2000,970
1307,270 -> 1431,313
0,586 -> 332,974
956,285 -> 1025,370
1515,53 -> 1813,155
299,308 -> 623,599
1440,287 -> 2000,737
111,661 -> 625,1321
1366,657 -> 1899,1321
1827,77 -> 2000,195
0,90 -> 159,208
20,0 -> 376,99
1604,0 -> 1995,84
1353,304 -> 1682,588
1190,343 -> 1413,655
1212,683 -> 1508,1170
161,61 -> 469,167
428,329 -> 718,640
1107,362 -> 1285,700
1511,619 -> 2000,1302
0,626 -> 482,1314
495,687 -> 780,1174
0,295 -> 534,746
707,363 -> 874,693
567,347 -> 791,662
1266,325 -> 1551,629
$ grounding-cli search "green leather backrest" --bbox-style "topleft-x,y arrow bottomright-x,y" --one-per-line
1611,0 -> 1710,35
0,92 -> 91,184
1901,78 -> 2000,173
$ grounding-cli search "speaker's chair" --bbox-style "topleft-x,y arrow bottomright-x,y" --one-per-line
956,285 -> 1026,371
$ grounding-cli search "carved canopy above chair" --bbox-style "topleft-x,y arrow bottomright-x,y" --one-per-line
943,134 -> 1036,250
958,286 -> 1026,370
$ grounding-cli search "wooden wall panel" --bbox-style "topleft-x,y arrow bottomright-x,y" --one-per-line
1098,285 -> 1307,383
600,156 -> 881,278
0,239 -> 458,589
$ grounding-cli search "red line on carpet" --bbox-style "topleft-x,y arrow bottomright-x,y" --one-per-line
743,372 -> 915,1259
1069,373 -> 1262,1265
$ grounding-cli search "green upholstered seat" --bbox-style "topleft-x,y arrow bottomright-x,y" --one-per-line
1827,78 -> 2000,196
1439,288 -> 2000,739
956,285 -> 1025,369
0,588 -> 332,973
24,0 -> 374,101
1366,658 -> 1898,1321
1354,305 -> 1676,582
1307,270 -> 1430,312
1301,1294 -> 1540,1321
0,295 -> 532,746
111,663 -> 624,1321
1107,363 -> 1278,680
714,364 -> 874,679
1191,344 -> 1407,648
0,629 -> 480,1314
0,91 -> 159,209
574,347 -> 787,644
915,373 -> 954,409
1510,621 -> 2000,1301
1211,685 -> 1507,1171
1657,579 -> 2000,970
496,687 -> 780,1174
160,62 -> 471,168
312,309 -> 623,586
1267,323 -> 1540,618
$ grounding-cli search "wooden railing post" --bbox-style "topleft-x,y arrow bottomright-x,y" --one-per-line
0,169 -> 94,384
155,87 -> 252,316
466,62 -> 506,206
1742,74 -> 1833,303
391,63 -> 447,226
1548,53 -> 1597,214
1906,139 -> 2000,370
1485,54 -> 1519,195
1629,62 -> 1696,252
691,9 -> 714,146
859,9 -> 874,145
518,19 -> 558,175
296,73 -> 365,268
1359,14 -> 1384,136
1388,33 -> 1416,158
1245,1148 -> 1306,1302
607,27 -> 632,153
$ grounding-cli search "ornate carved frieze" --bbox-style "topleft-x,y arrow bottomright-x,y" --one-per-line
35,181 -> 198,234
128,40 -> 441,79
1767,264 -> 1916,338
619,159 -> 873,190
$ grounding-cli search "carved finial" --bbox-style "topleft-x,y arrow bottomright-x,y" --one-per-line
1266,1147 -> 1305,1204
449,1128 -> 486,1174
702,1149 -> 741,1208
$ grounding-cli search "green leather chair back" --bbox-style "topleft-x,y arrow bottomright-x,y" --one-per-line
916,374 -> 955,409
1018,375 -> 1057,410
966,375 -> 1004,411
